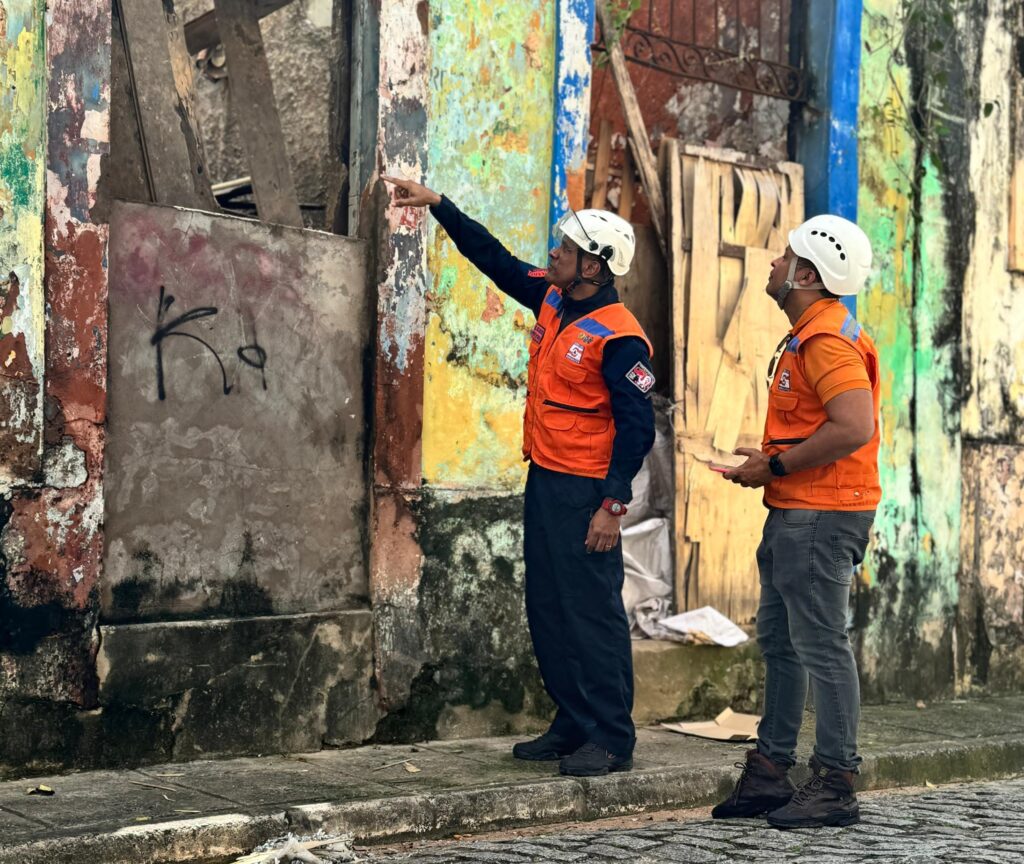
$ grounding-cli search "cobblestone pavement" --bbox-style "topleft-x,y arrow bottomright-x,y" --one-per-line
361,776 -> 1024,863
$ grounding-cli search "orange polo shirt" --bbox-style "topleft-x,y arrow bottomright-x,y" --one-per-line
800,327 -> 872,405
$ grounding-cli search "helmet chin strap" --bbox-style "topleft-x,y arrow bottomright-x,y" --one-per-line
566,250 -> 612,297
775,258 -> 800,310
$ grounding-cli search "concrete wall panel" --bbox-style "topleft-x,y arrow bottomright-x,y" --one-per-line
104,202 -> 370,622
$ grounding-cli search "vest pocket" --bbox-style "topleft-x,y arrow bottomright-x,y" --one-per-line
555,360 -> 588,383
770,392 -> 799,412
577,415 -> 610,434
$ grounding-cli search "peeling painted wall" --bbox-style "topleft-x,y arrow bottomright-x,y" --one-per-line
1,0 -> 110,740
422,1 -> 555,489
0,0 -> 46,487
371,0 -> 561,733
956,0 -> 1024,693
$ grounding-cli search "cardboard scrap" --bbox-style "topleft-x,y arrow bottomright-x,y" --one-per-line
661,707 -> 760,742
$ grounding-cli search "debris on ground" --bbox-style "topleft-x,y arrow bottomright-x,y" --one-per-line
26,784 -> 55,796
233,831 -> 359,864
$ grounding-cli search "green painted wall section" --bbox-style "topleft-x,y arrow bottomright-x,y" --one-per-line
856,0 -> 960,695
0,0 -> 47,489
423,2 -> 555,490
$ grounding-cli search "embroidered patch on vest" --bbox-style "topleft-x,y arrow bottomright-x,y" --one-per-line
528,268 -> 548,278
566,342 -> 585,364
575,331 -> 595,344
626,362 -> 655,393
531,323 -> 546,344
778,369 -> 792,392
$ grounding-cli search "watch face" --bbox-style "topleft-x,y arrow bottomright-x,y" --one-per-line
611,502 -> 623,515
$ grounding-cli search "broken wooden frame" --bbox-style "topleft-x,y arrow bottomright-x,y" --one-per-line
111,0 -> 308,227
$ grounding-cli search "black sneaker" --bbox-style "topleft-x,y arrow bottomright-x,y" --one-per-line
712,749 -> 796,819
767,755 -> 859,828
558,741 -> 633,777
512,731 -> 581,761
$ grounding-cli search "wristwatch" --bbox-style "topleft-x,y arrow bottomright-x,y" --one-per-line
601,498 -> 628,517
768,454 -> 789,477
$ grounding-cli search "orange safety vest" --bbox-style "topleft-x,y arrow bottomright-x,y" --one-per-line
763,299 -> 881,510
523,287 -> 653,479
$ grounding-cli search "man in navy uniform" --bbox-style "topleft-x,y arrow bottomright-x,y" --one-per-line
385,175 -> 655,777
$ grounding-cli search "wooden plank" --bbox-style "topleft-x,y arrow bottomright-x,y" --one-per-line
591,120 -> 613,209
753,170 -> 780,249
618,143 -> 635,219
213,0 -> 304,227
682,154 -> 696,240
687,158 -> 721,431
184,0 -> 293,55
326,0 -> 354,234
705,353 -> 750,454
1011,69 -> 1024,271
118,0 -> 217,209
733,168 -> 758,247
717,166 -> 742,340
664,137 -> 688,612
596,0 -> 666,255
104,0 -> 152,205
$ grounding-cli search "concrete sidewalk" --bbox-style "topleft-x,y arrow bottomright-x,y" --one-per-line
3,697 -> 1024,864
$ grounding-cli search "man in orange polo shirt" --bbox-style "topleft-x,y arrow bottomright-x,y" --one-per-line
713,215 -> 879,829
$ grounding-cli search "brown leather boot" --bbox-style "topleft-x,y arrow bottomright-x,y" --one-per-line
711,749 -> 796,819
767,755 -> 859,828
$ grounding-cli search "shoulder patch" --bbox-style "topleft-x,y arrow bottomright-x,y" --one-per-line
528,268 -> 548,278
626,362 -> 655,393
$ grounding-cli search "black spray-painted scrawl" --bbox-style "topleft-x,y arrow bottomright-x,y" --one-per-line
152,286 -> 268,400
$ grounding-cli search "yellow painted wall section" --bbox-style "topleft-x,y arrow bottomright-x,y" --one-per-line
423,3 -> 555,490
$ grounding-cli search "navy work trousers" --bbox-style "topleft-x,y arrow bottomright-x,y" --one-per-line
523,463 -> 635,756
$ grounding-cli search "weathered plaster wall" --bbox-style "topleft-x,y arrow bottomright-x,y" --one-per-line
956,0 -> 1024,693
422,1 -> 555,489
370,0 -> 562,737
1,0 -> 111,764
854,0 -> 967,699
0,0 -> 46,487
104,202 -> 370,621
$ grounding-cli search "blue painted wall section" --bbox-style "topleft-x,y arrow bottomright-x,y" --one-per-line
549,0 -> 595,241
797,0 -> 864,313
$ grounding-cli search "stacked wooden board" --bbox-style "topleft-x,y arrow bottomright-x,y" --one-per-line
663,141 -> 804,624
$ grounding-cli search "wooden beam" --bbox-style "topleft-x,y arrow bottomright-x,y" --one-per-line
618,143 -> 635,219
213,0 -> 304,227
596,0 -> 666,255
118,0 -> 218,209
590,120 -> 613,209
184,0 -> 293,55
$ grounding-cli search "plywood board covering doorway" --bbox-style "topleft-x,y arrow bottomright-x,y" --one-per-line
666,142 -> 804,624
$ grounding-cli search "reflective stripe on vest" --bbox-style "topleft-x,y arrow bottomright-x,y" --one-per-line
762,300 -> 882,511
523,287 -> 653,479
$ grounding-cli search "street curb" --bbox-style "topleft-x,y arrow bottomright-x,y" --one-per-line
3,734 -> 1024,863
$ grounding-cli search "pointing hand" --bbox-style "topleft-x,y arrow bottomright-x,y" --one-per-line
382,175 -> 441,208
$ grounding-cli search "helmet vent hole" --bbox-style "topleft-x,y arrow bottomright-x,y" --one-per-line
840,253 -> 846,260
810,230 -> 818,235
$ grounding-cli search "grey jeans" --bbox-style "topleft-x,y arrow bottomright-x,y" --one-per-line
755,507 -> 875,773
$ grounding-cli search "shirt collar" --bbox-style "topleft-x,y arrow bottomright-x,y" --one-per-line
563,281 -> 619,314
791,298 -> 840,335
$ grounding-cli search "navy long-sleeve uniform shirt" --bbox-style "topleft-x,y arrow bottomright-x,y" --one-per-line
430,196 -> 655,503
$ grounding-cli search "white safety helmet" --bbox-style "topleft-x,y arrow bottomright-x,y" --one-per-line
556,209 -> 636,276
788,215 -> 872,296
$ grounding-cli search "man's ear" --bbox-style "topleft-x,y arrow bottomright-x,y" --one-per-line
580,255 -> 602,279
